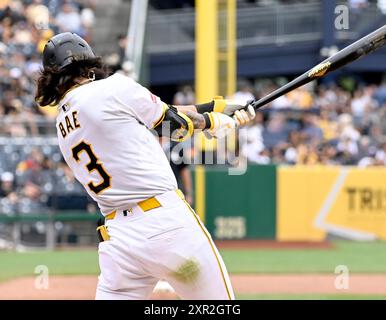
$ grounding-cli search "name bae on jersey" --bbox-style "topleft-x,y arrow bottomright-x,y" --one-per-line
58,110 -> 81,138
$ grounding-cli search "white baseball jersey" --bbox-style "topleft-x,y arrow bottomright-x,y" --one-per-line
56,73 -> 177,215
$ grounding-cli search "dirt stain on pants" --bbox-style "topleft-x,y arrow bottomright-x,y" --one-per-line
171,258 -> 200,283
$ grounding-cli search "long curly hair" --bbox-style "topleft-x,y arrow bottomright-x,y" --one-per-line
35,57 -> 108,107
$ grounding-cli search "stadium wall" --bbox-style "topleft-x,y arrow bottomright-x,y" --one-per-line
197,165 -> 386,242
199,165 -> 277,240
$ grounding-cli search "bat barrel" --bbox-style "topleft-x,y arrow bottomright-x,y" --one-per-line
326,25 -> 386,72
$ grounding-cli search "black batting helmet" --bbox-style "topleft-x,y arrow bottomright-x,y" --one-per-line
42,32 -> 95,70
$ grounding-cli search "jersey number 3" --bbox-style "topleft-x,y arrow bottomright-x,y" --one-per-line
71,141 -> 111,195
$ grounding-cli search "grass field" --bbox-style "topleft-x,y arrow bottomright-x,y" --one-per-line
221,241 -> 386,273
1,241 -> 386,281
1,241 -> 386,299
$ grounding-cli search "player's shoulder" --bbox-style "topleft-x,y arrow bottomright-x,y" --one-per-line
105,72 -> 137,87
94,73 -> 141,97
104,73 -> 152,102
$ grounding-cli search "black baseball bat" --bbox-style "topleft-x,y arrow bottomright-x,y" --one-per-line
247,25 -> 386,111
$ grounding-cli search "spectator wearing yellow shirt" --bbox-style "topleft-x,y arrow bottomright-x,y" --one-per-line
318,109 -> 338,141
287,85 -> 314,109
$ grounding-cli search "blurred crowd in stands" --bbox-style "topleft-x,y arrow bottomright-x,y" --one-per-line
0,0 -> 96,215
237,81 -> 386,167
0,0 -> 95,135
0,140 -> 93,216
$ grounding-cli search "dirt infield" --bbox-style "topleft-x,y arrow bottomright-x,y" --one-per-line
1,273 -> 386,299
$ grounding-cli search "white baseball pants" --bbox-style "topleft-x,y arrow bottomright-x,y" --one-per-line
95,189 -> 234,300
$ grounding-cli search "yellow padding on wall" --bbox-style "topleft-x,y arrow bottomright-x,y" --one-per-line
277,166 -> 386,241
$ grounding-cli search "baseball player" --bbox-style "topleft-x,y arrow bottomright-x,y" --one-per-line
35,32 -> 255,300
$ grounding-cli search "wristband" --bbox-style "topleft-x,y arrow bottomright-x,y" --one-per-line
195,96 -> 226,114
202,112 -> 211,129
195,101 -> 215,114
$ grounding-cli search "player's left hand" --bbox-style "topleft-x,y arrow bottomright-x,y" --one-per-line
232,105 -> 256,126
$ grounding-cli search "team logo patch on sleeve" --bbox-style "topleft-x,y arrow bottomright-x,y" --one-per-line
150,93 -> 158,103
